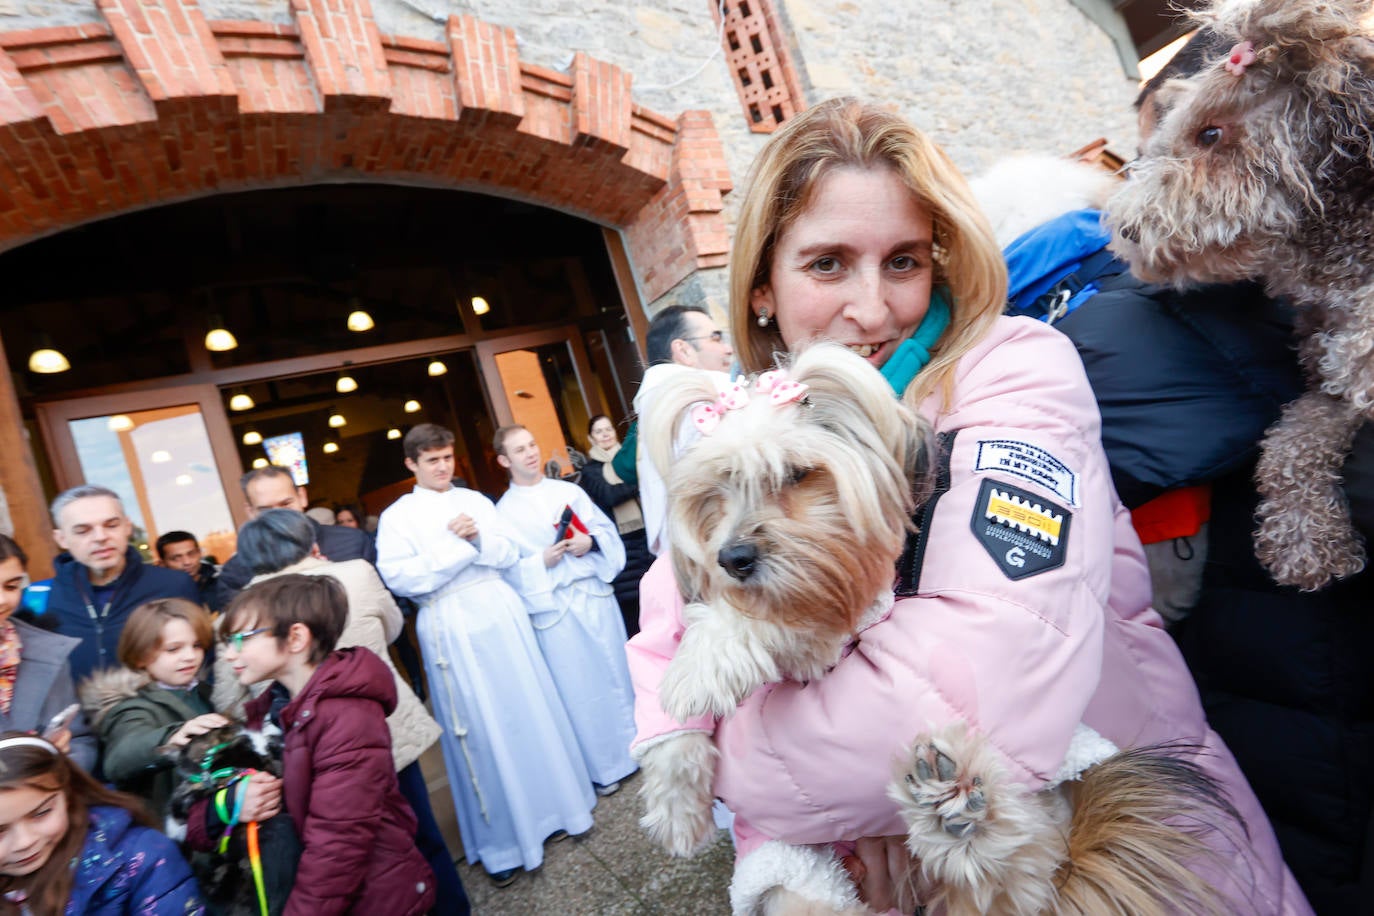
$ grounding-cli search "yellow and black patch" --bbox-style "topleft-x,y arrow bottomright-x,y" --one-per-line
970,478 -> 1071,580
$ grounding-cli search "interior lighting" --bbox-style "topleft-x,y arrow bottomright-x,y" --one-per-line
107,415 -> 135,432
323,440 -> 340,454
387,427 -> 402,440
252,457 -> 269,468
204,315 -> 238,352
150,450 -> 171,463
346,310 -> 375,332
328,410 -> 347,428
242,429 -> 263,446
403,400 -> 421,414
336,373 -> 358,394
471,296 -> 490,316
27,335 -> 70,374
228,390 -> 255,412
427,360 -> 448,377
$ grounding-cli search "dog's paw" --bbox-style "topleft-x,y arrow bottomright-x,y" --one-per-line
1255,498 -> 1366,590
638,732 -> 719,857
659,603 -> 782,720
899,734 -> 988,841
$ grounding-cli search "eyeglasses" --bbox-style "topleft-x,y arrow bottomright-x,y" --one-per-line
223,627 -> 271,651
681,330 -> 726,344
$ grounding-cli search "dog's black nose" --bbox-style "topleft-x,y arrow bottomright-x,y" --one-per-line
718,542 -> 759,581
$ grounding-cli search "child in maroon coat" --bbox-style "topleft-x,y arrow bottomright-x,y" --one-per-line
186,574 -> 436,916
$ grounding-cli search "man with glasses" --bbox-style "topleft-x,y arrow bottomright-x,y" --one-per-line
620,305 -> 735,555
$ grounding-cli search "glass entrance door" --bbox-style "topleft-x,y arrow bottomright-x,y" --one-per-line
35,385 -> 244,560
476,328 -> 609,476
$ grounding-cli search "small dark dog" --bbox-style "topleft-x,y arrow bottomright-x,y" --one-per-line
164,723 -> 300,916
1106,0 -> 1374,590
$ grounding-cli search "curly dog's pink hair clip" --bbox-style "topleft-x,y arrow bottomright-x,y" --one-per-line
690,371 -> 809,435
1225,41 -> 1257,77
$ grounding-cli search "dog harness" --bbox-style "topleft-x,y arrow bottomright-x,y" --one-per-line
195,740 -> 271,916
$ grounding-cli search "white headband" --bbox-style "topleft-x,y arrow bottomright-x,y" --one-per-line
0,737 -> 59,755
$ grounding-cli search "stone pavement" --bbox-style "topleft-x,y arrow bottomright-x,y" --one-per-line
419,745 -> 736,915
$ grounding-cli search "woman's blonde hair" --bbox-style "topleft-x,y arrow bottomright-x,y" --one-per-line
728,97 -> 1008,410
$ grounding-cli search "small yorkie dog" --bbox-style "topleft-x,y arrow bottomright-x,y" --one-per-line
165,722 -> 300,916
638,344 -> 1240,915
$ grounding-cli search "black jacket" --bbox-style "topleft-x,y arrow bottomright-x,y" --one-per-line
215,517 -> 376,608
1055,275 -> 1301,508
578,460 -> 653,616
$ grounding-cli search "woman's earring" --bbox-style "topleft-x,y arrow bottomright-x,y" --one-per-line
757,308 -> 772,328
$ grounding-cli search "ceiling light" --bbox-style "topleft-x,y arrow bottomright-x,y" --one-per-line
336,373 -> 358,394
242,429 -> 263,446
107,414 -> 134,432
150,450 -> 171,463
427,359 -> 448,377
175,474 -> 193,486
346,310 -> 375,332
204,314 -> 238,352
229,390 -> 255,411
323,441 -> 339,454
471,296 -> 490,316
328,410 -> 347,428
27,335 -> 70,374
252,457 -> 269,469
403,400 -> 421,414
387,427 -> 402,440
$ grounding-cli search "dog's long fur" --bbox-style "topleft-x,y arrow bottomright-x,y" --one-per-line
637,344 -> 1242,914
1105,0 -> 1374,590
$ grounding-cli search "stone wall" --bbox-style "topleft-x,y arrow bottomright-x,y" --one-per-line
0,0 -> 1142,315
777,0 -> 1141,174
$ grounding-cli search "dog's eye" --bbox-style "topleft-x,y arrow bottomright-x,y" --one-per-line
786,466 -> 811,485
1196,125 -> 1223,147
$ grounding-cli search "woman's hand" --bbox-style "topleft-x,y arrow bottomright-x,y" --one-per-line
840,835 -> 921,913
238,772 -> 282,822
168,713 -> 231,748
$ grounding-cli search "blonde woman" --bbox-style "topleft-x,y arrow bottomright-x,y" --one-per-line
627,98 -> 1309,914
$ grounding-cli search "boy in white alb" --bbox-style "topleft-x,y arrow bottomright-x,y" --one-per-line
494,425 -> 638,796
375,423 -> 593,887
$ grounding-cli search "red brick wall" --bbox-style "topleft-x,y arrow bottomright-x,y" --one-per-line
0,0 -> 731,302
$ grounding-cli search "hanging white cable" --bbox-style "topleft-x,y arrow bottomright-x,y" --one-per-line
635,0 -> 729,94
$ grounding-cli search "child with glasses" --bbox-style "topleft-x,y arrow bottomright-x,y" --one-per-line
185,574 -> 436,916
78,598 -> 227,819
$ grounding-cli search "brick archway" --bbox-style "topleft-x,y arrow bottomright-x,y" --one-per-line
0,0 -> 730,303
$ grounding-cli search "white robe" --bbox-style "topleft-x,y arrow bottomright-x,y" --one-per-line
376,484 -> 594,873
497,477 -> 638,787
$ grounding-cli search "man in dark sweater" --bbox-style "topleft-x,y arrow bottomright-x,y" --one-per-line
48,485 -> 202,681
214,466 -> 376,607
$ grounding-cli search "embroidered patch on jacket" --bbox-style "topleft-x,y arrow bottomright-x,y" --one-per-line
970,478 -> 1071,580
973,439 -> 1079,506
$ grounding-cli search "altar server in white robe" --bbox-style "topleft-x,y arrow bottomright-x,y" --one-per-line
376,423 -> 594,887
494,424 -> 639,795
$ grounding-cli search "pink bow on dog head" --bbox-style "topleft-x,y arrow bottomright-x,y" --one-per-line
754,369 -> 810,406
1225,41 -> 1257,77
689,372 -> 809,435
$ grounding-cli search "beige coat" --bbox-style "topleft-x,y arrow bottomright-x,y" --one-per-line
213,556 -> 440,771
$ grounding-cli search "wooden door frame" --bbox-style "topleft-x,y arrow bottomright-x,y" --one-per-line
34,382 -> 250,530
475,328 -> 608,428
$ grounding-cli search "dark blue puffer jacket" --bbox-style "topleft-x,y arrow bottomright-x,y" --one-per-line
67,805 -> 204,915
49,545 -> 201,681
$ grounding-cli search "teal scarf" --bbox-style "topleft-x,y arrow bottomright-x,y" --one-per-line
879,286 -> 952,397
